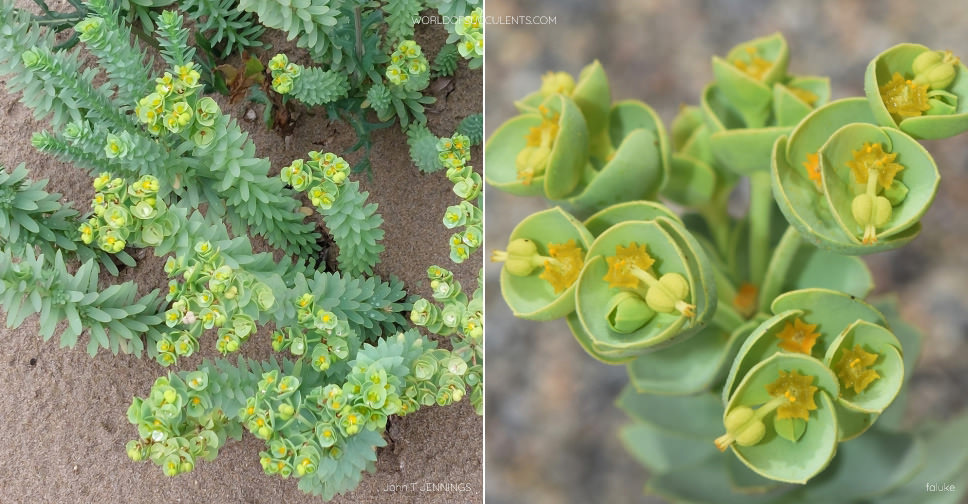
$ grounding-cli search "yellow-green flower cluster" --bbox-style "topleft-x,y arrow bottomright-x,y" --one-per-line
125,372 -> 228,477
239,359 -> 404,479
158,241 -> 274,365
387,40 -> 429,87
408,266 -> 481,413
271,291 -> 354,373
281,152 -> 351,211
454,8 -> 483,62
436,134 -> 481,263
268,53 -> 302,95
79,172 -> 167,253
135,63 -> 220,146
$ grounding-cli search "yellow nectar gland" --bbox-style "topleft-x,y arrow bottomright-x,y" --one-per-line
880,72 -> 931,118
732,282 -> 759,319
835,344 -> 880,394
603,242 -> 656,289
538,239 -> 585,294
847,142 -> 903,244
788,85 -> 819,107
776,317 -> 821,354
733,46 -> 773,81
848,143 -> 903,190
803,152 -> 822,189
515,106 -> 560,185
765,369 -> 819,421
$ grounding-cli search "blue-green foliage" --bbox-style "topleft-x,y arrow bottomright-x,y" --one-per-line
456,113 -> 483,146
236,0 -> 343,62
382,0 -> 423,44
190,114 -> 319,256
291,65 -> 351,106
432,43 -> 459,77
155,9 -> 195,67
427,0 -> 478,18
76,0 -> 153,106
0,248 -> 166,356
0,2 -> 83,127
0,162 -> 133,273
317,181 -> 385,276
2,6 -> 321,259
286,270 -> 410,338
407,123 -> 444,173
179,0 -> 264,58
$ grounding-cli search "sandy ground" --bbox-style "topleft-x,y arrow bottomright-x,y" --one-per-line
485,1 -> 968,503
0,2 -> 482,503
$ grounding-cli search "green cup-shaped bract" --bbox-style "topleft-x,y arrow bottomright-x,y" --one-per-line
772,76 -> 831,127
724,353 -> 840,484
571,60 -> 612,137
562,129 -> 659,216
703,83 -> 792,175
865,43 -> 968,139
485,94 -> 589,199
711,32 -> 790,128
498,207 -> 594,321
571,218 -> 715,362
582,201 -> 682,237
664,105 -> 725,207
772,107 -> 937,255
607,100 -> 671,179
515,61 -> 612,132
818,123 -> 939,249
557,100 -> 671,216
723,288 -> 886,404
824,319 -> 904,415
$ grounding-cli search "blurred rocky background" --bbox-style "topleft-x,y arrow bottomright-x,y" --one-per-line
485,1 -> 968,503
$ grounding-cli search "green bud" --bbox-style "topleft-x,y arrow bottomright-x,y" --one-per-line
605,292 -> 655,333
21,49 -> 41,68
278,403 -> 295,420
